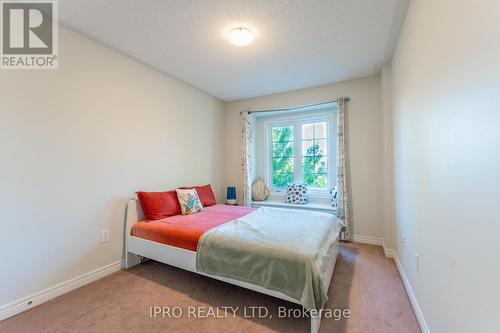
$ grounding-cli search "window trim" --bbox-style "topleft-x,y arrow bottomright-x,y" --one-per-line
264,111 -> 336,198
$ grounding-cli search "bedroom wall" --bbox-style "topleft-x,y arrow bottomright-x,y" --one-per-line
223,77 -> 385,240
0,26 -> 224,308
390,0 -> 500,332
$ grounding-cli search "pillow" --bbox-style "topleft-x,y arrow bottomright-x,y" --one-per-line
180,184 -> 217,207
136,190 -> 181,220
176,188 -> 204,215
284,183 -> 308,204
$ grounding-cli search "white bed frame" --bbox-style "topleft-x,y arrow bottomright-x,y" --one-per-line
124,199 -> 339,333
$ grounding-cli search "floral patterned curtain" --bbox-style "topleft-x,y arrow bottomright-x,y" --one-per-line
336,97 -> 352,241
241,111 -> 253,206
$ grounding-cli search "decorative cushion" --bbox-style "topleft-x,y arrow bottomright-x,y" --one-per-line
176,188 -> 204,215
252,177 -> 269,201
136,190 -> 181,220
180,184 -> 217,207
284,183 -> 308,204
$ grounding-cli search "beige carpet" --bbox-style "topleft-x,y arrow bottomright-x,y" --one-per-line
0,243 -> 420,333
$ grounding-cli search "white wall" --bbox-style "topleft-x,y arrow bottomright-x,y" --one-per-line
223,77 -> 385,239
0,26 -> 224,307
391,1 -> 500,332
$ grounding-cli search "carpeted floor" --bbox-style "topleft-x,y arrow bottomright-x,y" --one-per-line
0,243 -> 420,333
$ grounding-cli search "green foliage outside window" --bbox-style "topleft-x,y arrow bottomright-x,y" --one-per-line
272,126 -> 294,187
303,144 -> 327,188
272,125 -> 327,189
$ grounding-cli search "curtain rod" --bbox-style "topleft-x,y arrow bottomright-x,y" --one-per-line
242,97 -> 350,114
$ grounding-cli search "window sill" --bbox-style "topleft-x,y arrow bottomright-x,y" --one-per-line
251,199 -> 337,214
269,190 -> 331,199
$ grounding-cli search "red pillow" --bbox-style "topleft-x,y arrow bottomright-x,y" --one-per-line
180,184 -> 217,207
136,190 -> 181,220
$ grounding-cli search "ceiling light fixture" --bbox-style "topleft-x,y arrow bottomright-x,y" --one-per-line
228,27 -> 254,46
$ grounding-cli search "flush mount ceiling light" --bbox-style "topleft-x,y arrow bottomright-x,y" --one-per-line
228,27 -> 254,46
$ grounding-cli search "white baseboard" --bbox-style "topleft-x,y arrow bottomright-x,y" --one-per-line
352,234 -> 383,246
383,247 -> 395,258
382,240 -> 394,258
393,254 -> 430,333
0,260 -> 123,321
352,235 -> 396,259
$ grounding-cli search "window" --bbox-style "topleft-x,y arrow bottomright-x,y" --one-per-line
267,113 -> 335,195
302,122 -> 328,189
271,125 -> 295,187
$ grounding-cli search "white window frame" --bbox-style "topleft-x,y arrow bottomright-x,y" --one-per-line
264,111 -> 337,198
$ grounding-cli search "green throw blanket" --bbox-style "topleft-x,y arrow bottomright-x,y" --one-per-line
196,207 -> 340,310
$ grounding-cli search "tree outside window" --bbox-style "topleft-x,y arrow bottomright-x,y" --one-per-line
271,121 -> 328,190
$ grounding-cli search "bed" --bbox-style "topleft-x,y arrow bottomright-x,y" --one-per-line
125,200 -> 341,333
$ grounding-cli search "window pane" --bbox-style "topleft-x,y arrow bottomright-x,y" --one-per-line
301,121 -> 328,190
313,174 -> 328,189
302,156 -> 318,182
303,155 -> 327,173
271,125 -> 294,189
303,171 -> 316,187
273,157 -> 294,172
273,141 -> 293,158
314,122 -> 327,139
272,156 -> 294,188
302,140 -> 315,156
315,139 -> 327,156
316,156 -> 327,173
302,123 -> 313,140
272,126 -> 293,142
302,141 -> 327,158
302,156 -> 316,172
273,172 -> 294,188
303,172 -> 327,189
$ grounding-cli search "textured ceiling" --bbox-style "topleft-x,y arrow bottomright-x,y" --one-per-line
59,0 -> 410,101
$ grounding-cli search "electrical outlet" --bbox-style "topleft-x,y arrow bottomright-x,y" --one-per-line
101,230 -> 110,243
401,236 -> 406,248
415,252 -> 420,272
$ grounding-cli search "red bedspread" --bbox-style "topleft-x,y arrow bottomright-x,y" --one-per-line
131,204 -> 256,252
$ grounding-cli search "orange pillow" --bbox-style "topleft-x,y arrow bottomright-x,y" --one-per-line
136,190 -> 181,220
180,184 -> 217,207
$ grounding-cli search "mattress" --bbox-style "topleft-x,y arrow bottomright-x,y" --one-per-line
131,204 -> 255,251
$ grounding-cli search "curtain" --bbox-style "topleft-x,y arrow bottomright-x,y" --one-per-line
336,97 -> 352,241
241,111 -> 253,206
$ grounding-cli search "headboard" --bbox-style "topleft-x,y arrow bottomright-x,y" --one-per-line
125,199 -> 144,236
